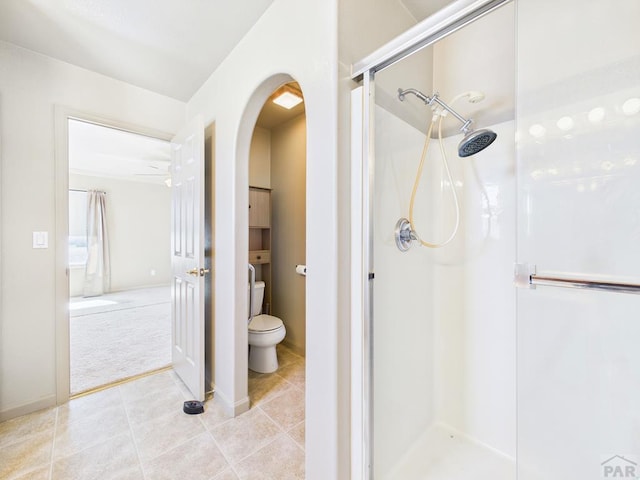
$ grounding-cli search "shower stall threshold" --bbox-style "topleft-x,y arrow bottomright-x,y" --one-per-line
386,423 -> 515,480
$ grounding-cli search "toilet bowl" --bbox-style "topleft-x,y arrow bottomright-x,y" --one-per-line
248,281 -> 286,373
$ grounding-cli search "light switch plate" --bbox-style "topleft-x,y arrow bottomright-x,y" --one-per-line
33,231 -> 48,249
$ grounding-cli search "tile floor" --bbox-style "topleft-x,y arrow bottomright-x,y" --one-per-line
0,345 -> 305,480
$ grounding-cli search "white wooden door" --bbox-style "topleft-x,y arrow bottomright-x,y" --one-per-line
171,115 -> 205,401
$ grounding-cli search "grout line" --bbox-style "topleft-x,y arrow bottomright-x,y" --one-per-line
284,420 -> 306,453
225,409 -> 287,467
47,407 -> 59,480
206,428 -> 243,479
120,385 -> 148,479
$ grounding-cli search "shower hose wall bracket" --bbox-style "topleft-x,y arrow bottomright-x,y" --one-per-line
395,218 -> 416,251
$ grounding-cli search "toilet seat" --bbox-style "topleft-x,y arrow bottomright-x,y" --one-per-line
249,314 -> 283,333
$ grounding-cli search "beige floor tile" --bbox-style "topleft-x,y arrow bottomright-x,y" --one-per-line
287,420 -> 305,450
0,408 -> 57,449
212,468 -> 240,480
51,432 -> 142,480
277,345 -> 304,369
12,464 -> 51,480
210,408 -> 282,464
248,372 -> 295,407
124,387 -> 185,425
199,396 -> 233,430
119,371 -> 177,402
234,434 -> 304,480
142,432 -> 228,480
260,386 -> 305,431
0,430 -> 53,480
130,409 -> 205,462
170,371 -> 199,400
54,403 -> 130,460
0,365 -> 306,480
277,361 -> 305,389
57,387 -> 123,424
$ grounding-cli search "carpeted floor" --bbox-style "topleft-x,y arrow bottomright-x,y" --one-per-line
70,286 -> 171,395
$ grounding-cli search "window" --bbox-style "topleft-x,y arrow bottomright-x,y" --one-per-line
69,190 -> 88,266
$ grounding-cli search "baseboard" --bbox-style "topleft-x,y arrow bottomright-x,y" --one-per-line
282,339 -> 305,357
215,388 -> 250,417
0,395 -> 57,422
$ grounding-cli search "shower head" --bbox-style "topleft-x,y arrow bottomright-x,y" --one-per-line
398,87 -> 498,156
458,128 -> 497,157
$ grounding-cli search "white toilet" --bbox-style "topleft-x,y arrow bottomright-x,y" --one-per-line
248,281 -> 286,373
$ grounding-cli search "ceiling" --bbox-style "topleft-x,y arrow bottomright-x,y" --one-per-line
401,0 -> 455,21
4,1 -> 454,178
69,119 -> 171,185
256,83 -> 306,129
0,0 -> 453,103
0,0 -> 274,101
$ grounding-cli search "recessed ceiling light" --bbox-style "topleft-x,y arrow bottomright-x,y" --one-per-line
273,91 -> 303,109
272,84 -> 303,109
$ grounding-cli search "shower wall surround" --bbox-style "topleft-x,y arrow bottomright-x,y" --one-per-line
370,3 -> 518,478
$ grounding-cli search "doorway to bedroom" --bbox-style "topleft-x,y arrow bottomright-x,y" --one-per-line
68,119 -> 172,395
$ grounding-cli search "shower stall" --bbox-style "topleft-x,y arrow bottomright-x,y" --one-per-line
350,0 -> 640,479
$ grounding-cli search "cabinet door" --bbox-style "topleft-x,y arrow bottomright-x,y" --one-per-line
249,188 -> 270,227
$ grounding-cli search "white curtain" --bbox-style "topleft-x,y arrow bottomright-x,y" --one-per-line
83,190 -> 111,297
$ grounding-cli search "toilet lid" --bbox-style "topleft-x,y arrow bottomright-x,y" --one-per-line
249,314 -> 283,332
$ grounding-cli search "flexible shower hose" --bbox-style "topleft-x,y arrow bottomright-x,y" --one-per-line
408,111 -> 461,248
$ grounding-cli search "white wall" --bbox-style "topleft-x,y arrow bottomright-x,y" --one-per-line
249,126 -> 271,188
0,40 -> 185,419
248,116 -> 307,355
271,114 -> 306,355
185,0 -> 340,477
68,174 -> 171,296
338,1 -> 426,475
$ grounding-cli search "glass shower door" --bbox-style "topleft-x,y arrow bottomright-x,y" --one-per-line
515,0 -> 640,478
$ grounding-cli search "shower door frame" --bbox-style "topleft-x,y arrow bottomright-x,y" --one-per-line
349,0 -> 513,478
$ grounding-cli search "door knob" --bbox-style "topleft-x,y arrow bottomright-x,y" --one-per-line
187,268 -> 210,277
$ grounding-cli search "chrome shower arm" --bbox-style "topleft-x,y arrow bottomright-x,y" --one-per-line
398,88 -> 473,133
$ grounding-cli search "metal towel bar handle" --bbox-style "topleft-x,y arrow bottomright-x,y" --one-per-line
515,263 -> 640,295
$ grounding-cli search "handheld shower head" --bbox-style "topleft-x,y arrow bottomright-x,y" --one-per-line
458,128 -> 497,157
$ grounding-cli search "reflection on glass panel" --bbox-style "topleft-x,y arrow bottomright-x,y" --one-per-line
517,0 -> 640,479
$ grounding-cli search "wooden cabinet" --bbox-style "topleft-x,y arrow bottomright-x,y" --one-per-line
249,188 -> 271,228
249,187 -> 271,312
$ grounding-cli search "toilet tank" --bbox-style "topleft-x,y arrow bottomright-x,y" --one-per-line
248,281 -> 265,317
